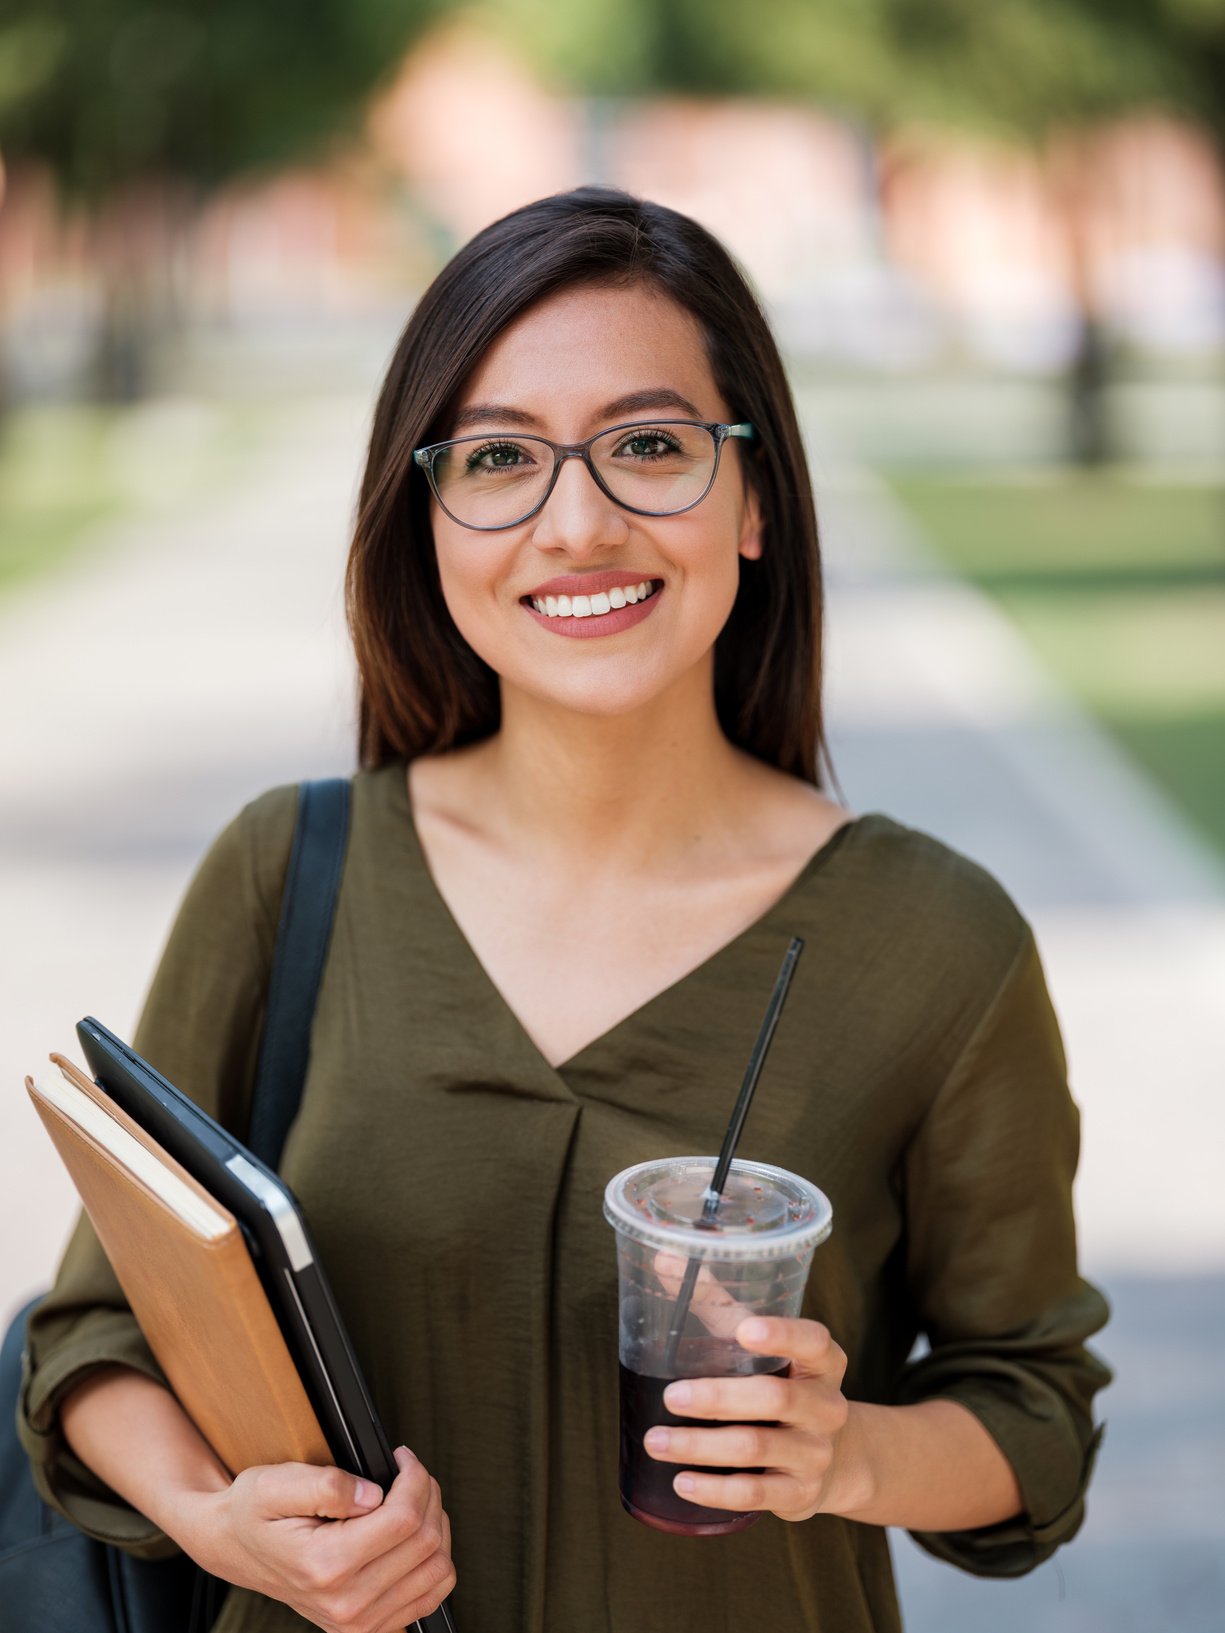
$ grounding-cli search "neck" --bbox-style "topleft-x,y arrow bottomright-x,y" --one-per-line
480,667 -> 750,874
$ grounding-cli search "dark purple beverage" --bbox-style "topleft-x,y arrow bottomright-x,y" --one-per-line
618,1362 -> 786,1536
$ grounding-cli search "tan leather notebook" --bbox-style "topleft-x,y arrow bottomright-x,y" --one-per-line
27,1056 -> 331,1476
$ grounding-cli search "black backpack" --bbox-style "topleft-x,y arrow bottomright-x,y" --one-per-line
0,778 -> 350,1633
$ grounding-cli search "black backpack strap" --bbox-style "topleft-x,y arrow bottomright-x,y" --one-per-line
247,778 -> 351,1170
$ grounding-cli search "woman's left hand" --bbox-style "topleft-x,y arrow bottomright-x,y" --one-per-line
643,1316 -> 869,1522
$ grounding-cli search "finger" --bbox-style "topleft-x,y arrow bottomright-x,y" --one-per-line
644,1422 -> 794,1471
735,1316 -> 847,1384
653,1251 -> 753,1341
362,1507 -> 456,1633
335,1446 -> 437,1562
328,1467 -> 449,1614
662,1370 -> 794,1424
305,1446 -> 435,1591
670,1466 -> 815,1518
248,1461 -> 384,1522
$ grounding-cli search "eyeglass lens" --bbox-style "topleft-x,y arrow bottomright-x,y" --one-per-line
430,422 -> 718,527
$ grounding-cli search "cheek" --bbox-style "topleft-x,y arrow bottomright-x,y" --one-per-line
428,513 -> 746,700
432,533 -> 513,652
678,527 -> 744,624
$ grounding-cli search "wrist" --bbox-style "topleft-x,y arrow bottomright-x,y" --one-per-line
146,1471 -> 232,1562
816,1398 -> 1025,1531
820,1400 -> 878,1519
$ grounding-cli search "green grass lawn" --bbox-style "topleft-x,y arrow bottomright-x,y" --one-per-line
0,408 -> 127,591
886,472 -> 1225,863
0,399 -> 272,596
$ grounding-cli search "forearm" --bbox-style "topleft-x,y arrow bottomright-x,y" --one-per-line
58,1369 -> 455,1624
59,1364 -> 231,1541
833,1398 -> 1023,1531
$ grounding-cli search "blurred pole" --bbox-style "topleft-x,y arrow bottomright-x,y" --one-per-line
1050,136 -> 1114,465
580,95 -> 618,187
846,114 -> 888,262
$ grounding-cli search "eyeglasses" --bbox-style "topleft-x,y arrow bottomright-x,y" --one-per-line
413,419 -> 756,532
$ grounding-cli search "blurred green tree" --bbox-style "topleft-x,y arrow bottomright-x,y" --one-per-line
0,0 -> 442,398
489,0 -> 1225,463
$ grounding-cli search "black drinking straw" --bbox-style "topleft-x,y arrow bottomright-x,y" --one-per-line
661,936 -> 805,1372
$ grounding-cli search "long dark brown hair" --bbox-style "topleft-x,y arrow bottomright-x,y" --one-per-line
346,185 -> 832,786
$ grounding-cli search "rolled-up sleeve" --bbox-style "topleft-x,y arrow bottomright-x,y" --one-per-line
895,923 -> 1111,1576
17,786 -> 295,1553
17,1228 -> 182,1557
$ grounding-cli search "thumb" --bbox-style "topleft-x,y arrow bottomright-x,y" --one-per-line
736,1316 -> 843,1383
299,1465 -> 384,1519
393,1444 -> 417,1476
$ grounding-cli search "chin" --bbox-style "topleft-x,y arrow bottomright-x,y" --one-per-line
507,654 -> 686,720
530,677 -> 667,718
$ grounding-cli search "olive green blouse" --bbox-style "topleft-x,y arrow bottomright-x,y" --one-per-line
20,761 -> 1110,1633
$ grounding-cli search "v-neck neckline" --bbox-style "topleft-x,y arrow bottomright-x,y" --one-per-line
393,763 -> 865,1078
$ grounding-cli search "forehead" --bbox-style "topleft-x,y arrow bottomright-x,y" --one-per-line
455,282 -> 724,425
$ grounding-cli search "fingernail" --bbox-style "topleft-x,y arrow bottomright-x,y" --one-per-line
354,1479 -> 381,1508
664,1382 -> 692,1409
394,1445 -> 416,1471
644,1429 -> 670,1453
739,1318 -> 770,1343
675,1474 -> 696,1494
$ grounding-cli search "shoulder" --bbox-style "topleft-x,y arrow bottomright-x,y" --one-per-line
196,763 -> 405,925
827,811 -> 1034,1002
187,782 -> 301,940
840,813 -> 1024,920
793,813 -> 1056,1112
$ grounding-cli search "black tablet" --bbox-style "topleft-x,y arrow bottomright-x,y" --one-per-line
77,1019 -> 459,1633
76,1017 -> 392,1482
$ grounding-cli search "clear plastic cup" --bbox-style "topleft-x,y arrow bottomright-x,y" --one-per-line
604,1155 -> 833,1536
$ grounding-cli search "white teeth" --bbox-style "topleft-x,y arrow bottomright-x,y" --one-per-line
531,581 -> 657,619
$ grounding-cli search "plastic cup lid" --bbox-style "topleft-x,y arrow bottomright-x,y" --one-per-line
603,1156 -> 833,1261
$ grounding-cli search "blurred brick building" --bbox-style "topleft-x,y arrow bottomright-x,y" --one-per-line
2,20 -> 1223,395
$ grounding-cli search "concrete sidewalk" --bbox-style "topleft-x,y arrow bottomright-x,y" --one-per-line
798,417 -> 1225,1632
1,396 -> 363,1312
806,438 -> 1225,1275
2,388 -> 1221,1631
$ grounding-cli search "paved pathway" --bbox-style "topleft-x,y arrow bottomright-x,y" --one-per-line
799,413 -> 1225,1630
1,396 -> 362,1312
2,388 -> 1221,1630
806,435 -> 1225,1275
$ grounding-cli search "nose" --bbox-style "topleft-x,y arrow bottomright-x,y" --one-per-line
528,450 -> 628,557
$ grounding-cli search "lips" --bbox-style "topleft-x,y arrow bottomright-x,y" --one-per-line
525,569 -> 662,598
521,579 -> 664,640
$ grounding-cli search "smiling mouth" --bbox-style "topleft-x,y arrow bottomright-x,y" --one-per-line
522,579 -> 662,620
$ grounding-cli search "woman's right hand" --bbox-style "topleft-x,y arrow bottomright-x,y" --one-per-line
179,1444 -> 455,1633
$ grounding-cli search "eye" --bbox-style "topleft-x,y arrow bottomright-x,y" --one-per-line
463,439 -> 537,474
613,427 -> 684,461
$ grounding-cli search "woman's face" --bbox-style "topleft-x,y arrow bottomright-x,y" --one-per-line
427,280 -> 762,722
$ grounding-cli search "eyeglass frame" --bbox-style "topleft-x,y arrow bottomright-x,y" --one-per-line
412,419 -> 756,532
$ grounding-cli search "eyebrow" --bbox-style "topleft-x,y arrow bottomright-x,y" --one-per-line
449,388 -> 705,436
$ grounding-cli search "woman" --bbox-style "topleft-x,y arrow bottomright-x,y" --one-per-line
21,186 -> 1110,1633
